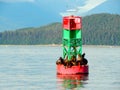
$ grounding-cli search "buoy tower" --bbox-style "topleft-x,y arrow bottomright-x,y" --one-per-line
62,16 -> 82,60
56,15 -> 89,74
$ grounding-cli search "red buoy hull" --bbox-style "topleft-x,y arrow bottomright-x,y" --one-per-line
57,65 -> 89,74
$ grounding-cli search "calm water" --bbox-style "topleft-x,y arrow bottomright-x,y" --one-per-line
0,45 -> 120,90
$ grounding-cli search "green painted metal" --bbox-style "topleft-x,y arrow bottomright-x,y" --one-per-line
63,29 -> 82,39
62,29 -> 82,60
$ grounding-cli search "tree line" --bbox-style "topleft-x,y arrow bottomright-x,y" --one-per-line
0,13 -> 120,45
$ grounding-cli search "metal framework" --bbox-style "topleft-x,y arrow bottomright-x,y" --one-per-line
63,29 -> 82,60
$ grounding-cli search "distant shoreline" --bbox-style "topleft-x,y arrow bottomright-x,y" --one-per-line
0,44 -> 120,47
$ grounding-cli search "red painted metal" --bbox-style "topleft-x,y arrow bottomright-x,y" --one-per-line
57,65 -> 89,74
57,74 -> 88,80
63,16 -> 82,30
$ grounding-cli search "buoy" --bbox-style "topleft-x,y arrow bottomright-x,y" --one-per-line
56,15 -> 89,74
57,65 -> 88,74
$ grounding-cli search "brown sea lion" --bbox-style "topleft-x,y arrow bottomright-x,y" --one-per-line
64,56 -> 74,68
59,57 -> 64,64
71,55 -> 76,66
56,59 -> 61,65
82,53 -> 85,58
77,53 -> 88,65
64,56 -> 68,67
56,57 -> 64,65
82,53 -> 88,65
82,58 -> 88,65
76,54 -> 84,65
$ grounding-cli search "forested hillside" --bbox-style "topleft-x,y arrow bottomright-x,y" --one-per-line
0,13 -> 120,45
0,23 -> 62,45
82,13 -> 120,45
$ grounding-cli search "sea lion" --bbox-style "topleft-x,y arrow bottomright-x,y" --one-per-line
77,53 -> 88,65
82,58 -> 88,65
56,57 -> 64,65
76,54 -> 84,65
82,53 -> 88,65
56,59 -> 61,65
71,55 -> 77,66
82,53 -> 85,58
64,56 -> 73,68
59,57 -> 64,64
64,56 -> 68,67
68,60 -> 73,68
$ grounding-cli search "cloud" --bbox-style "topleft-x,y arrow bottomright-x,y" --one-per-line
0,0 -> 36,3
60,0 -> 107,16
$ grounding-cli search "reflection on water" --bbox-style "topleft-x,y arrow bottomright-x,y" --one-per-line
57,74 -> 88,90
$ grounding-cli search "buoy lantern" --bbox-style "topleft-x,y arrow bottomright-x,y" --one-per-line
56,15 -> 89,74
